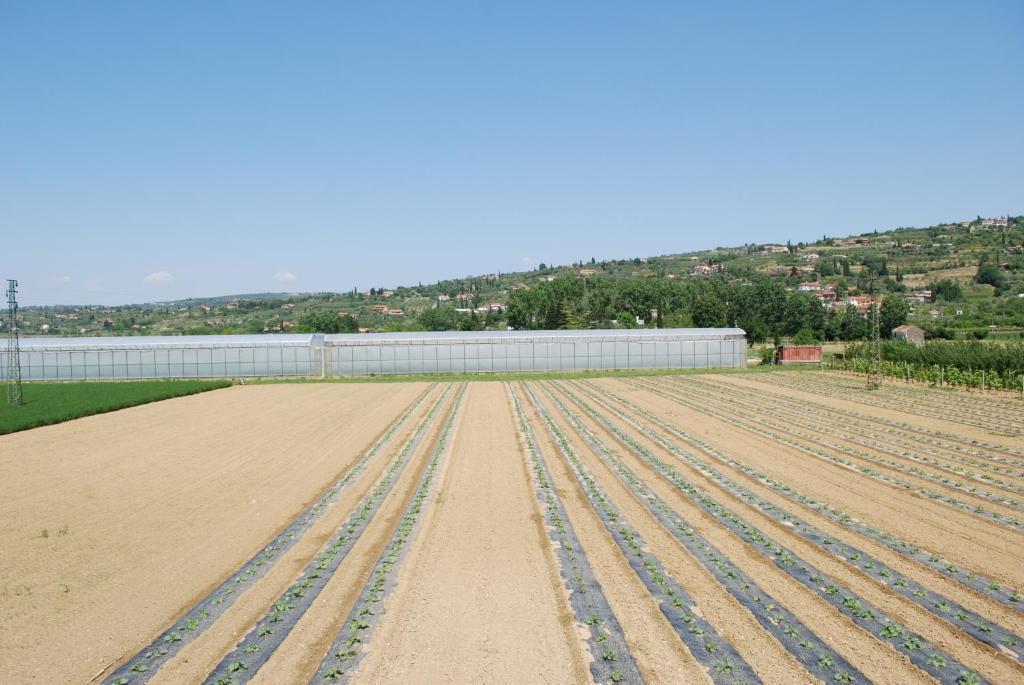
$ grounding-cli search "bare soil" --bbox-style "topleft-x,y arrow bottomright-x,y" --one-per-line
3,372 -> 1021,684
0,382 -> 431,683
351,383 -> 590,684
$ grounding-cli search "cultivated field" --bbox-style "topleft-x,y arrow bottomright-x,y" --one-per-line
1,372 -> 1022,684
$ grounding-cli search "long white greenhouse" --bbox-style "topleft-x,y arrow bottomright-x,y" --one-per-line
324,328 -> 747,375
3,335 -> 322,380
2,328 -> 746,380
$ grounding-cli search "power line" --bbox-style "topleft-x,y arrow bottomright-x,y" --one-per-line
6,279 -> 24,406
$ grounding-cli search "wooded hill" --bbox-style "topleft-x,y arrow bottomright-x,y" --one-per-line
16,215 -> 1024,342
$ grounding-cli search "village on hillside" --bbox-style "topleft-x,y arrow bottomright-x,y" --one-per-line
11,215 -> 1023,342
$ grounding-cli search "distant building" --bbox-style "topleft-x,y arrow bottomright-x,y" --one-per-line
761,245 -> 789,254
798,281 -> 822,292
846,295 -> 877,312
814,289 -> 837,306
891,324 -> 925,347
579,268 -> 598,277
775,345 -> 822,364
982,216 -> 1010,228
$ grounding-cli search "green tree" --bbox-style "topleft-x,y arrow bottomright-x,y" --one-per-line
837,305 -> 869,340
691,296 -> 726,327
879,293 -> 910,336
298,310 -> 356,334
975,257 -> 1005,293
929,279 -> 963,302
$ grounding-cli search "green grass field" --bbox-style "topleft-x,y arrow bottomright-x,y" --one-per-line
0,380 -> 232,435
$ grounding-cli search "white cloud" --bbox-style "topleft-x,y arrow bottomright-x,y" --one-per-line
273,271 -> 298,283
143,271 -> 175,284
50,275 -> 71,284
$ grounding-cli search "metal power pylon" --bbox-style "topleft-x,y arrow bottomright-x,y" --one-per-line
6,279 -> 23,406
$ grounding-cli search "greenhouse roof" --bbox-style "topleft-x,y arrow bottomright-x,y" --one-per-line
324,328 -> 745,345
16,334 -> 316,350
12,328 -> 746,351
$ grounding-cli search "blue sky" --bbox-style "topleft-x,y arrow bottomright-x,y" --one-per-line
2,2 -> 1021,305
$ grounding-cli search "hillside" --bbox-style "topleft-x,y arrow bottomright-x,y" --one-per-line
12,215 -> 1024,341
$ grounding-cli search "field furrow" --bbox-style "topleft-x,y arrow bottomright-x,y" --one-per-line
561,381 -> 1024,673
308,384 -> 467,683
622,377 -> 1023,533
102,384 -> 440,685
676,377 -> 1024,490
197,384 -> 457,684
638,378 -> 1024,526
5,372 -> 1021,684
581,380 -> 1024,616
551,382 -> 1008,683
751,374 -> 1024,437
536,383 -> 868,684
507,384 -> 643,685
523,383 -> 764,684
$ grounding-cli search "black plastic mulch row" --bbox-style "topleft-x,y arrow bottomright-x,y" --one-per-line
619,378 -> 1024,613
607,379 -> 1024,615
539,384 -> 868,684
523,384 -> 762,685
103,383 -> 438,685
554,382 -> 985,684
310,383 -> 468,683
508,383 -> 643,685
201,384 -> 457,685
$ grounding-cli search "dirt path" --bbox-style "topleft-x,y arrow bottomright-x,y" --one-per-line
0,382 -> 429,684
350,382 -> 589,684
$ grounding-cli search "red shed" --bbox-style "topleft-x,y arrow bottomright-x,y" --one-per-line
775,345 -> 822,364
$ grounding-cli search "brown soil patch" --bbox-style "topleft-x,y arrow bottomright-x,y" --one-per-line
0,382 -> 430,683
351,383 -> 589,684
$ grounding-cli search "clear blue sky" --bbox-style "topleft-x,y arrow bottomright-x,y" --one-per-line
2,2 -> 1021,305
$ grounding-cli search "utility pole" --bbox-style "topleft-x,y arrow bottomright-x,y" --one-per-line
6,279 -> 24,406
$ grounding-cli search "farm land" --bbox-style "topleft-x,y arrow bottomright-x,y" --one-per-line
1,372 -> 1023,684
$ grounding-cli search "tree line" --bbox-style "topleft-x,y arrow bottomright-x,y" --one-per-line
505,276 -> 907,344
